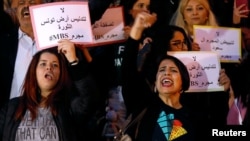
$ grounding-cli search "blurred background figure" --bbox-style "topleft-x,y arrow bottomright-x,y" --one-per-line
227,0 -> 250,127
170,0 -> 218,51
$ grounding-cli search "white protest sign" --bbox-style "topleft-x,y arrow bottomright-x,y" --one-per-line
167,51 -> 224,92
30,1 -> 93,50
86,6 -> 126,47
193,25 -> 241,63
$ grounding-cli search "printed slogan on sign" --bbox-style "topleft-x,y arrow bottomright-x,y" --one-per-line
88,6 -> 126,47
30,2 -> 126,50
193,25 -> 241,63
30,1 -> 93,50
168,51 -> 224,92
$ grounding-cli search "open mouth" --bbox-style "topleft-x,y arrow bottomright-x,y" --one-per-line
23,11 -> 29,17
21,7 -> 30,17
161,78 -> 173,87
45,73 -> 53,80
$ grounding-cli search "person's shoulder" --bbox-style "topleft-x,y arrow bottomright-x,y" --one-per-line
0,97 -> 20,112
7,97 -> 21,108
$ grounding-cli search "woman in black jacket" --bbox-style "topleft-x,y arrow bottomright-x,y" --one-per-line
0,41 -> 98,141
121,12 -> 195,141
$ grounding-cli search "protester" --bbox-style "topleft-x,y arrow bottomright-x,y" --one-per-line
0,43 -> 98,140
0,0 -> 45,110
170,0 -> 218,51
122,8 -> 234,140
124,55 -> 195,141
227,0 -> 250,126
87,1 -> 152,140
0,0 -> 111,109
120,11 -> 195,140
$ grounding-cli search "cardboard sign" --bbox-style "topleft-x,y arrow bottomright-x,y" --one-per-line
167,51 -> 224,92
87,6 -> 126,47
30,1 -> 93,50
193,25 -> 241,63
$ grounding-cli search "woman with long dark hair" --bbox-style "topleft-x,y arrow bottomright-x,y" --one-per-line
0,42 -> 97,141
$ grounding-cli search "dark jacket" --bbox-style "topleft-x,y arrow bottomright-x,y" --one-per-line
121,37 -> 153,116
0,61 -> 98,141
121,37 -> 230,141
121,37 -> 195,140
0,27 -> 19,109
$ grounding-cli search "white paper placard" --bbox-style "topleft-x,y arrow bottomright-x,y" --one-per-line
168,51 -> 224,92
30,1 -> 93,50
193,25 -> 241,63
88,6 -> 126,47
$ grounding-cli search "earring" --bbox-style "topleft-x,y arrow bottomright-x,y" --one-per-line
154,86 -> 157,93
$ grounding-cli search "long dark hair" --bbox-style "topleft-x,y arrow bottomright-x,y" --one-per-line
15,47 -> 72,121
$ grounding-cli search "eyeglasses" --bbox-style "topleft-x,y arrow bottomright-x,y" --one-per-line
170,40 -> 188,49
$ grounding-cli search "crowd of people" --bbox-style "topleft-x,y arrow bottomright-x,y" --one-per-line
0,0 -> 250,141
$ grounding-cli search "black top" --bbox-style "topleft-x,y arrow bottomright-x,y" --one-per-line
125,96 -> 195,141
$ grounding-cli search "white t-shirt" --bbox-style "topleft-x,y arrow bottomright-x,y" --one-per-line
16,107 -> 59,141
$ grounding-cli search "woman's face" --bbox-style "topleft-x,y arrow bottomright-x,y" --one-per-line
130,0 -> 150,19
169,31 -> 188,51
155,59 -> 182,96
183,0 -> 209,26
36,52 -> 60,96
